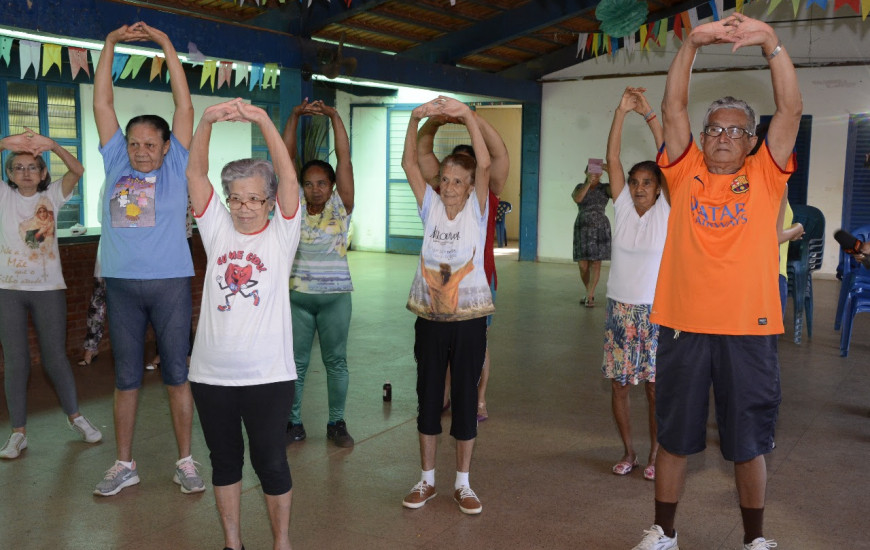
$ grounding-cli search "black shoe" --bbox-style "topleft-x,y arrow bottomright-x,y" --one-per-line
326,420 -> 354,448
286,422 -> 306,444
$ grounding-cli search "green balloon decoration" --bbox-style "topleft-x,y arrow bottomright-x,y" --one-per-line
595,0 -> 649,38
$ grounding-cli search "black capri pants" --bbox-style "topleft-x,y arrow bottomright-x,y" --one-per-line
191,380 -> 294,495
415,316 -> 487,441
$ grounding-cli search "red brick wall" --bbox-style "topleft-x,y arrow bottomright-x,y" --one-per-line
0,235 -> 206,373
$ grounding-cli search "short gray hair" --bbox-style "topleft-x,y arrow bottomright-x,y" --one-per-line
703,96 -> 757,136
220,159 -> 278,199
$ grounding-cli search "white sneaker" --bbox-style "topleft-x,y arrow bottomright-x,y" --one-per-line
744,537 -> 777,549
633,525 -> 679,550
69,415 -> 102,443
0,432 -> 27,459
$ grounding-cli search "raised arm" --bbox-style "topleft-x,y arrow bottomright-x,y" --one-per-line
94,24 -> 149,146
417,117 -> 446,187
402,103 -> 434,208
1,130 -> 83,197
240,102 -> 298,218
281,99 -> 315,175
139,23 -> 194,148
725,15 -> 802,167
606,88 -> 637,200
317,102 -> 354,213
440,98 -> 490,213
475,113 -> 509,195
187,100 -> 241,215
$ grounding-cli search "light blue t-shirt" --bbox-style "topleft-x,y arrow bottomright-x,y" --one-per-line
99,128 -> 194,279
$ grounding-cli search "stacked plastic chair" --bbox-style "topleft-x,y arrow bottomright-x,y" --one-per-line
786,205 -> 825,344
495,201 -> 512,248
835,224 -> 870,356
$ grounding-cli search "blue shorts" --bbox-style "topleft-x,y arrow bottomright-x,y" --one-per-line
655,327 -> 781,462
105,277 -> 192,390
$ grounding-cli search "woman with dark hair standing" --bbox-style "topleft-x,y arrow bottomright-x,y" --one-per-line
92,22 -> 202,497
282,99 -> 356,447
0,130 -> 102,459
601,87 -> 668,481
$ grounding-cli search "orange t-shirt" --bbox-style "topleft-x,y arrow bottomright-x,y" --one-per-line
651,139 -> 795,335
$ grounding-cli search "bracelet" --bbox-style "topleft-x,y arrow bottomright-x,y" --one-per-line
763,41 -> 783,60
643,110 -> 654,121
645,114 -> 657,123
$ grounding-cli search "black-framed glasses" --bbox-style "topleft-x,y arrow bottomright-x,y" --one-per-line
703,126 -> 753,139
226,196 -> 268,210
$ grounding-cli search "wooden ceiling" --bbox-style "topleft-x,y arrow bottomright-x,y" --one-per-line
131,0 -> 694,80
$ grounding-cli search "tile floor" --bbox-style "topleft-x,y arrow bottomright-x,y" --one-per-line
1,250 -> 868,549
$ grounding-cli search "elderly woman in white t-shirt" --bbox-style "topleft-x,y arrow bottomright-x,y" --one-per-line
186,98 -> 300,550
601,88 -> 669,481
400,97 -> 494,516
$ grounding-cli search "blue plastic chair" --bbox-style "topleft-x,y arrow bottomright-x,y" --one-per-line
785,205 -> 824,343
834,224 -> 870,331
835,225 -> 870,356
495,201 -> 512,248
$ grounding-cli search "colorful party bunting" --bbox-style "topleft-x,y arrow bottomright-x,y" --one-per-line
42,43 -> 62,76
862,0 -> 870,19
263,63 -> 279,89
120,55 -> 147,79
200,59 -> 216,91
834,0 -> 860,11
640,24 -> 649,50
249,62 -> 264,91
673,13 -> 684,41
0,37 -> 12,66
111,53 -> 129,81
235,61 -> 250,87
19,40 -> 40,79
806,0 -> 828,8
768,0 -> 785,13
68,47 -> 90,79
150,56 -> 165,82
217,61 -> 233,89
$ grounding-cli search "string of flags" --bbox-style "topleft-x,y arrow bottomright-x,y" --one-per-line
0,35 -> 280,92
576,0 -> 869,60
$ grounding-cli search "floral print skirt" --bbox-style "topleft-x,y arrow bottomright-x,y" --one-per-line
601,298 -> 658,385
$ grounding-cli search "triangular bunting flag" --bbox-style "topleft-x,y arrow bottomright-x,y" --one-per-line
120,55 -> 147,79
68,47 -> 90,79
263,63 -> 279,89
833,0 -> 860,12
585,34 -> 594,58
217,61 -> 233,89
681,12 -> 693,34
111,53 -> 129,81
767,0 -> 784,13
200,60 -> 216,91
806,0 -> 828,8
249,63 -> 264,91
19,40 -> 40,79
606,35 -> 614,56
625,33 -> 635,55
0,37 -> 12,66
710,0 -> 723,20
687,8 -> 699,29
90,50 -> 101,74
640,25 -> 649,50
592,33 -> 600,58
150,56 -> 165,82
187,41 -> 206,62
862,0 -> 870,19
235,62 -> 250,87
792,0 -> 801,15
576,32 -> 588,58
657,19 -> 668,48
736,0 -> 745,12
42,43 -> 62,76
673,15 -> 683,41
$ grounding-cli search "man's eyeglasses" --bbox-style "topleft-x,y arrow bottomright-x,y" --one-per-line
226,196 -> 268,210
12,164 -> 41,173
703,126 -> 754,139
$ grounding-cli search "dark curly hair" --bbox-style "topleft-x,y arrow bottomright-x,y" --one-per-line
301,159 -> 336,184
5,153 -> 50,193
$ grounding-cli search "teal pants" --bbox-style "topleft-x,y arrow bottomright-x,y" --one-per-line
290,291 -> 352,424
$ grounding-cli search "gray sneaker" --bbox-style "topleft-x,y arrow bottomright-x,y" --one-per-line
68,415 -> 102,443
173,456 -> 205,494
633,525 -> 679,550
94,460 -> 140,496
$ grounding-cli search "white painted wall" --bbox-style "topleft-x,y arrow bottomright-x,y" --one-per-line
540,64 -> 870,276
79,84 -> 248,228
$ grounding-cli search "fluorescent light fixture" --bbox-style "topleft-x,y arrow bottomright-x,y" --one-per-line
311,74 -> 398,90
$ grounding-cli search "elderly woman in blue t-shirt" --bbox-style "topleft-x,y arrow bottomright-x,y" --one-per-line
92,22 -> 202,497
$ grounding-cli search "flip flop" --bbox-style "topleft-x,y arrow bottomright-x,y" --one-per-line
643,464 -> 655,481
612,458 -> 639,475
585,296 -> 595,308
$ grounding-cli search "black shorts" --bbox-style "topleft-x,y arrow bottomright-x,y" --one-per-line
655,327 -> 781,462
